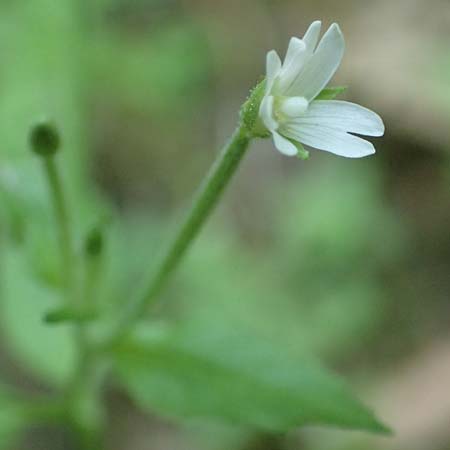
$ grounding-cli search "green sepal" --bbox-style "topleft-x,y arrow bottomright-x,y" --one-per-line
315,86 -> 347,101
240,79 -> 271,138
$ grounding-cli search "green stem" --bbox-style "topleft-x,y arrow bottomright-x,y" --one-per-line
66,353 -> 109,450
43,157 -> 75,299
106,123 -> 252,346
43,155 -> 88,376
43,155 -> 100,446
83,254 -> 102,310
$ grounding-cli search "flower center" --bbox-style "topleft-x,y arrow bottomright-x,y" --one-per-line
280,97 -> 309,117
273,96 -> 309,124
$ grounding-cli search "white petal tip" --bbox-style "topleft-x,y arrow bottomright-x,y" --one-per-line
329,23 -> 345,43
366,112 -> 385,137
364,146 -> 376,156
343,143 -> 376,158
311,20 -> 322,28
266,50 -> 281,67
265,50 -> 282,92
288,37 -> 306,51
330,23 -> 341,32
376,118 -> 386,137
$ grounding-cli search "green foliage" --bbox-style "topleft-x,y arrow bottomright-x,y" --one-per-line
0,0 -> 86,192
44,306 -> 99,324
84,226 -> 105,258
1,248 -> 77,385
0,386 -> 35,449
89,23 -> 211,115
114,323 -> 387,433
163,162 -> 405,368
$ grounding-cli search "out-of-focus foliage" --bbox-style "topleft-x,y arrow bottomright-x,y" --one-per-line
168,161 -> 404,362
0,386 -> 31,450
1,247 -> 77,385
115,321 -> 386,433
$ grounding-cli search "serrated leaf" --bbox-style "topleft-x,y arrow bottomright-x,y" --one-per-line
315,86 -> 347,101
114,323 -> 388,433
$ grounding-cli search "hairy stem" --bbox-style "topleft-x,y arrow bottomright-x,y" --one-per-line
106,123 -> 251,346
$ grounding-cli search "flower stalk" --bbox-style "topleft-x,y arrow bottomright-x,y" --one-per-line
30,122 -> 75,300
107,121 -> 254,347
31,122 -> 103,448
44,158 -> 75,294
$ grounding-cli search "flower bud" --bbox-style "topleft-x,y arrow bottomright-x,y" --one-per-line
84,227 -> 104,257
29,121 -> 61,157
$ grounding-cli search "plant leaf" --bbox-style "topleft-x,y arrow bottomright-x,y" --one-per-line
315,86 -> 347,101
0,248 -> 77,386
114,323 -> 388,433
0,385 -> 32,449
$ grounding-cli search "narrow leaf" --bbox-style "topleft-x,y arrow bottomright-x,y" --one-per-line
114,323 -> 388,433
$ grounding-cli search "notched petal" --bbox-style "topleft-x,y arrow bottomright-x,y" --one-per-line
298,100 -> 385,137
283,123 -> 376,158
286,22 -> 345,100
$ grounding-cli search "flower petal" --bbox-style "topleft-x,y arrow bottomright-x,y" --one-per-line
278,38 -> 307,93
291,100 -> 385,136
284,37 -> 306,68
282,123 -> 376,158
286,23 -> 345,100
302,20 -> 322,52
259,95 -> 278,132
266,50 -> 282,93
272,131 -> 298,156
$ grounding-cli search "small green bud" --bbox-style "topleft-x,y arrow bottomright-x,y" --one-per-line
84,227 -> 104,257
44,306 -> 98,324
29,121 -> 61,157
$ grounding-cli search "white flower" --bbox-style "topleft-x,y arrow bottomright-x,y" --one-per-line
259,21 -> 384,158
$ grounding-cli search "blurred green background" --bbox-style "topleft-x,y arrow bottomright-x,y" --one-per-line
1,0 -> 450,449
